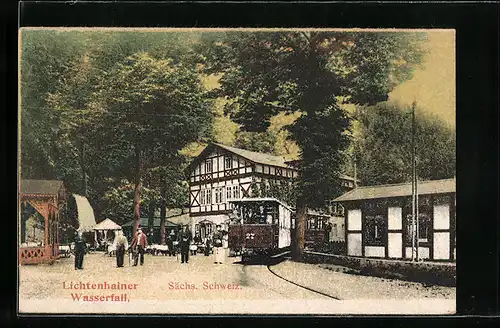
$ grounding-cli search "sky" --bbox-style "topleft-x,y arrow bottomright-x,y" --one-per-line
388,30 -> 456,128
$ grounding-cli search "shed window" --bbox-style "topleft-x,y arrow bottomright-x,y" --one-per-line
405,213 -> 431,244
364,215 -> 386,246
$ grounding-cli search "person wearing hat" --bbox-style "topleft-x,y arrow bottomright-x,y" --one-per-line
130,226 -> 148,266
177,225 -> 192,264
74,231 -> 86,270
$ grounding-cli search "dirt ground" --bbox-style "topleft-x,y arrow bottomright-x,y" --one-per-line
18,252 -> 455,314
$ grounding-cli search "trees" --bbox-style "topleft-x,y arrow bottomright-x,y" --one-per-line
199,30 -> 427,259
70,52 -> 213,236
35,31 -> 213,237
353,102 -> 456,185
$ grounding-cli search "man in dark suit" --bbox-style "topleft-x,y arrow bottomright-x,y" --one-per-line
74,231 -> 86,270
131,227 -> 148,266
177,225 -> 192,264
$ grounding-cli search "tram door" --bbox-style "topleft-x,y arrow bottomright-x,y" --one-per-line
199,222 -> 213,240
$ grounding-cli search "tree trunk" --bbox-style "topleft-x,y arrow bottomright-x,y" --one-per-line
81,141 -> 88,197
292,202 -> 307,261
159,196 -> 166,245
148,200 -> 155,243
132,145 -> 142,237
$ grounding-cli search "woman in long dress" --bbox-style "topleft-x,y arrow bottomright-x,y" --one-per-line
213,226 -> 224,264
222,230 -> 229,258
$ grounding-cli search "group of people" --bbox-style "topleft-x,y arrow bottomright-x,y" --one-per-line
73,224 -> 230,269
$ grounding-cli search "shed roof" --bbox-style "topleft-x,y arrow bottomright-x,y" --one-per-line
333,178 -> 456,202
20,180 -> 64,196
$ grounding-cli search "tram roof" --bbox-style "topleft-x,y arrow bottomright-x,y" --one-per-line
230,197 -> 293,211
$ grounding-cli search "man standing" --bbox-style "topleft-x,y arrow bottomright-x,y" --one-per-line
178,225 -> 192,264
113,230 -> 128,268
131,227 -> 148,266
74,231 -> 86,270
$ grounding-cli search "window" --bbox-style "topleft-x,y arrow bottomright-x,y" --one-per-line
225,157 -> 232,170
364,215 -> 386,246
232,185 -> 240,199
226,186 -> 232,200
206,189 -> 212,205
200,190 -> 206,205
333,224 -> 338,237
214,188 -> 223,204
195,224 -> 200,233
405,213 -> 431,244
205,160 -> 212,173
317,219 -> 324,230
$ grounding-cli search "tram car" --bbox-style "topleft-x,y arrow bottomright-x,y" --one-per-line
228,198 -> 292,260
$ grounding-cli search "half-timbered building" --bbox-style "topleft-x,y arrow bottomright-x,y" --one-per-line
186,143 -> 300,238
186,143 -> 359,241
334,178 -> 456,261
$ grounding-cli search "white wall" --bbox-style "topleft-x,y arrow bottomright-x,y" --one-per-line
405,247 -> 430,260
388,207 -> 402,230
433,204 -> 450,230
388,232 -> 402,258
347,209 -> 362,231
347,233 -> 362,256
433,232 -> 450,260
365,246 -> 385,258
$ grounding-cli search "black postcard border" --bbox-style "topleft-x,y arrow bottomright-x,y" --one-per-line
4,0 -> 500,325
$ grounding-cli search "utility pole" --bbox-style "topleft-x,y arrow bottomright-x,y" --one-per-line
353,155 -> 358,188
411,100 -> 419,262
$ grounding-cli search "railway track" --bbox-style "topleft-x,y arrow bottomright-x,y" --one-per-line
263,251 -> 342,300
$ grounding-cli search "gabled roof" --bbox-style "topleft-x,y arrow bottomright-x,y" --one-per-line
186,143 -> 294,173
20,180 -> 64,196
334,178 -> 456,202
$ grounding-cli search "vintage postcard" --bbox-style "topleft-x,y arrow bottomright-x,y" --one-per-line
18,27 -> 456,315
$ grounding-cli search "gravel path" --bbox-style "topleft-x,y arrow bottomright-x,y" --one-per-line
270,260 -> 456,300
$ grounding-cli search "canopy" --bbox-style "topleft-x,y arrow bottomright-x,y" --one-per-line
73,194 -> 97,232
93,218 -> 121,231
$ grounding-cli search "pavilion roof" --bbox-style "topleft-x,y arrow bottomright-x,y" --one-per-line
334,178 -> 456,202
93,218 -> 122,231
20,179 -> 64,196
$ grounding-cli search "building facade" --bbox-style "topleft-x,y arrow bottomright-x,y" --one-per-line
334,178 -> 456,261
186,143 -> 300,239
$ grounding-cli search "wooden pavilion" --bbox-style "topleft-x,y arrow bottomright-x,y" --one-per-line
19,179 -> 66,265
